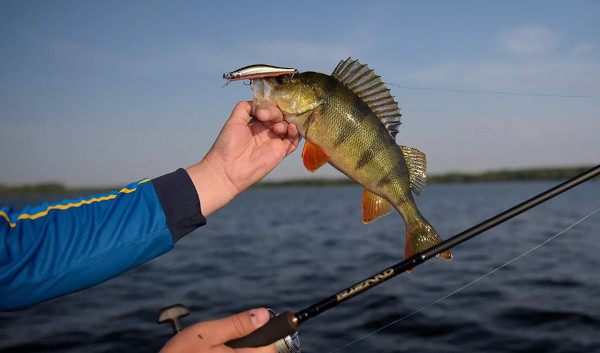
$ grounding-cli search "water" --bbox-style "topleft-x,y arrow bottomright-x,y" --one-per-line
1,181 -> 599,353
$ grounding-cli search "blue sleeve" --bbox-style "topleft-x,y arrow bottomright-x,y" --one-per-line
0,168 -> 206,311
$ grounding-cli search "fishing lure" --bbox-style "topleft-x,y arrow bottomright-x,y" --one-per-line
223,64 -> 298,86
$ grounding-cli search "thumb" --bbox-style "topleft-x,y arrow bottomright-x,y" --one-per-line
225,101 -> 254,125
200,308 -> 271,346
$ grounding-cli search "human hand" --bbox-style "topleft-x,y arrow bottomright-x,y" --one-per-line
159,307 -> 276,353
186,101 -> 300,217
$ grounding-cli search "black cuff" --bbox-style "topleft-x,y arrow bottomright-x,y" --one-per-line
152,168 -> 207,242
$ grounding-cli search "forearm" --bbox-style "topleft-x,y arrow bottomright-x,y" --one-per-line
185,157 -> 239,218
0,169 -> 205,310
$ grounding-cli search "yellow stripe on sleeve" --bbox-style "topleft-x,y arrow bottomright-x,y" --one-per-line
2,178 -> 151,228
1,210 -> 11,225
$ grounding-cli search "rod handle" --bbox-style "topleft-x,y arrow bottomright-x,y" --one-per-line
226,311 -> 298,348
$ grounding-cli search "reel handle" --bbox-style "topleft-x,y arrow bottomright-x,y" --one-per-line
157,304 -> 190,335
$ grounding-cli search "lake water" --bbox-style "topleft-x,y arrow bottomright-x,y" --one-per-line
1,181 -> 599,353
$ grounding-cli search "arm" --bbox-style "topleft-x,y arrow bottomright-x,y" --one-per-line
0,170 -> 204,311
0,101 -> 299,311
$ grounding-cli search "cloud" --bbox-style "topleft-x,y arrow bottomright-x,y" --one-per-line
401,26 -> 599,95
404,59 -> 599,94
246,33 -> 379,73
240,23 -> 378,72
250,40 -> 352,68
498,25 -> 559,55
570,43 -> 596,57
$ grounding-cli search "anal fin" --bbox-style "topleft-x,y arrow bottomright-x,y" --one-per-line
302,140 -> 329,172
361,189 -> 393,224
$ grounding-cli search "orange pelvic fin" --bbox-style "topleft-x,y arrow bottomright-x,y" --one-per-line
302,140 -> 329,172
361,189 -> 393,224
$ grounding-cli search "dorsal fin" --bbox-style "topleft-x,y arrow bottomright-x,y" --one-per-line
332,57 -> 402,140
400,146 -> 427,195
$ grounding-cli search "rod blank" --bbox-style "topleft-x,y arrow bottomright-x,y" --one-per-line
229,165 -> 600,347
296,165 -> 600,323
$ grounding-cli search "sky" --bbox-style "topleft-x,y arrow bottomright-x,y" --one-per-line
1,0 -> 599,187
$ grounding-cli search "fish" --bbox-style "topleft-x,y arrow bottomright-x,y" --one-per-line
252,58 -> 452,263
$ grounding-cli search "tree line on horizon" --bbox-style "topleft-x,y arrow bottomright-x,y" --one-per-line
0,165 -> 596,196
256,165 -> 596,188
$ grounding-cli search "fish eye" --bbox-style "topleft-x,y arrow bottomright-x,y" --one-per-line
276,74 -> 291,84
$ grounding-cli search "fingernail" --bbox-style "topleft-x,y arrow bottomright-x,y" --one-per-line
250,308 -> 269,327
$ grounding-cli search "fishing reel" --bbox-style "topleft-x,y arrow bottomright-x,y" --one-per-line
157,304 -> 300,353
154,167 -> 600,353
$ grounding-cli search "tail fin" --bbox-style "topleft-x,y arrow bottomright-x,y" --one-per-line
405,222 -> 452,268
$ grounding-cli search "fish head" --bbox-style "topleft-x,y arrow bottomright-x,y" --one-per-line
252,73 -> 323,119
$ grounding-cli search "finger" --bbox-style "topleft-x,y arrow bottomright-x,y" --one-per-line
197,308 -> 271,346
254,104 -> 284,123
270,121 -> 288,136
261,120 -> 275,129
227,101 -> 254,125
284,123 -> 300,152
287,122 -> 299,142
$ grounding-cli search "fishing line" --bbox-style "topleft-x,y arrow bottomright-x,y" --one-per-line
227,166 -> 600,349
385,82 -> 600,99
327,206 -> 600,353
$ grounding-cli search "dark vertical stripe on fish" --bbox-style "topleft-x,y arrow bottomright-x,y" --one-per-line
376,171 -> 396,188
354,94 -> 372,119
320,76 -> 338,117
333,118 -> 359,148
355,149 -> 375,170
355,129 -> 393,171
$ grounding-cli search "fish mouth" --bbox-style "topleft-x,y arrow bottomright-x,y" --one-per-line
252,78 -> 275,116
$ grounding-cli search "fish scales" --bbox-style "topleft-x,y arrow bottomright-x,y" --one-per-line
304,73 -> 408,205
250,58 -> 452,263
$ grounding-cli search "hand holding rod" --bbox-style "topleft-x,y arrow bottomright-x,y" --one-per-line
225,311 -> 298,348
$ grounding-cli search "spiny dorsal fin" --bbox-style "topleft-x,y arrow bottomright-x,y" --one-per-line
400,146 -> 427,195
332,57 -> 402,140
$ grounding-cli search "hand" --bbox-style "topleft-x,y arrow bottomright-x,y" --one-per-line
186,101 -> 300,217
159,308 -> 277,353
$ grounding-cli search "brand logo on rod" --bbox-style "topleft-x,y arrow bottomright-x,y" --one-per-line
336,269 -> 394,302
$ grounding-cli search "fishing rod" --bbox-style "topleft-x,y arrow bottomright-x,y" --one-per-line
224,165 -> 600,349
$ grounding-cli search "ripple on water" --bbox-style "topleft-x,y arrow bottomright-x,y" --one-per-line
2,183 -> 599,353
496,306 -> 600,327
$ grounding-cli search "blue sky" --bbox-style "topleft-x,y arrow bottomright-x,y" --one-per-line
1,1 -> 599,187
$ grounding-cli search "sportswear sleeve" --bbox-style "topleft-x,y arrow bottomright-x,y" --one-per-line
0,168 -> 206,311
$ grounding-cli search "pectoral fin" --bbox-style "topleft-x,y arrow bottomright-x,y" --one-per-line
302,140 -> 329,172
361,189 -> 393,223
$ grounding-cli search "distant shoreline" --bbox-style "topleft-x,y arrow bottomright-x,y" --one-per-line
255,165 -> 597,189
0,165 -> 596,196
